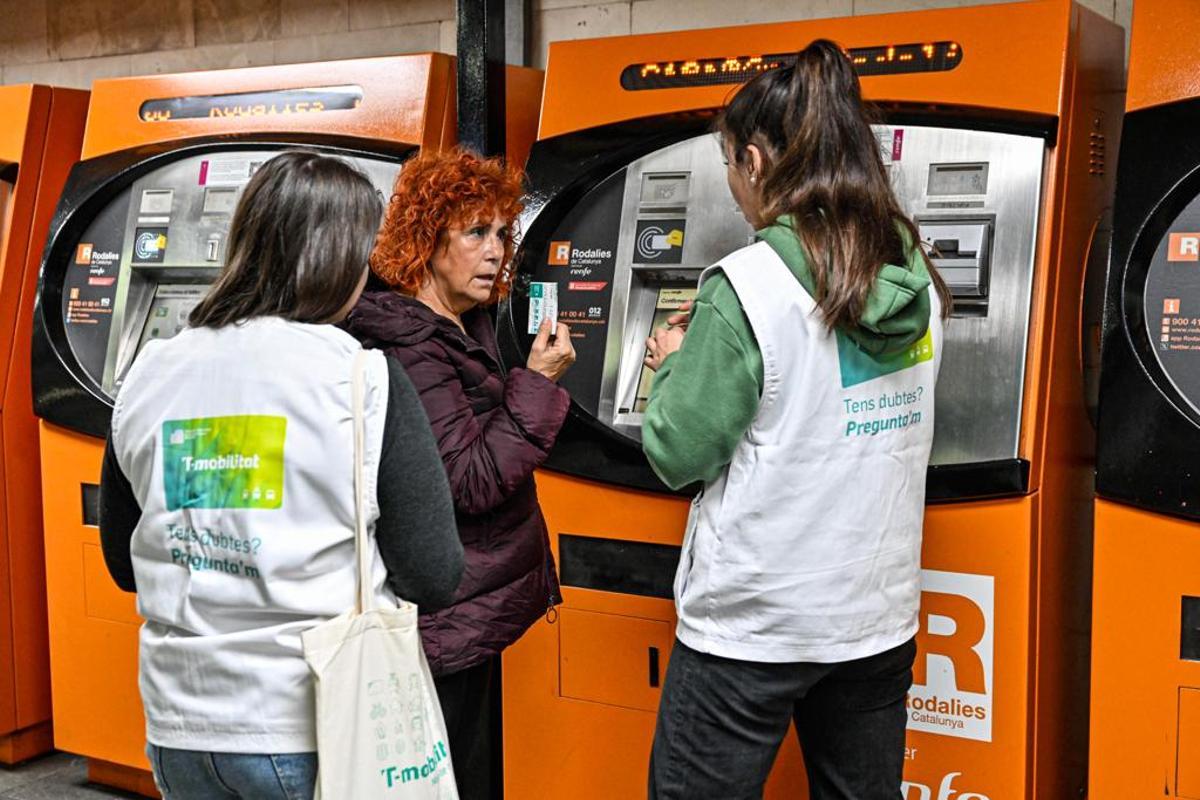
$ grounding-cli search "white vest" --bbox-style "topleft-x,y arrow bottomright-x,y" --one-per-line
111,317 -> 390,753
674,241 -> 943,664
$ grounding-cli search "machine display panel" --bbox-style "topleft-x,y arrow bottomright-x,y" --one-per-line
135,285 -> 207,351
202,186 -> 238,215
139,85 -> 364,122
512,126 -> 1043,470
138,188 -> 174,215
59,149 -> 401,399
630,286 -> 696,414
620,42 -> 962,90
928,162 -> 989,196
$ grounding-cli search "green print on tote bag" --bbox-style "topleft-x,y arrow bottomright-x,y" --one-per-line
303,350 -> 458,799
162,415 -> 287,510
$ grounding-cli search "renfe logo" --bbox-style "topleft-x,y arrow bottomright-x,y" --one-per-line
902,772 -> 991,800
1169,233 -> 1200,262
548,241 -> 571,266
908,570 -> 994,742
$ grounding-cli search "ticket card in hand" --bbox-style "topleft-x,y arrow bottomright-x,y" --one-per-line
528,282 -> 558,335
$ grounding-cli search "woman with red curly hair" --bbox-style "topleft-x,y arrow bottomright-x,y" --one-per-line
346,149 -> 574,799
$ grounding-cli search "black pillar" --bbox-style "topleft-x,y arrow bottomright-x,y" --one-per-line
457,0 -> 507,158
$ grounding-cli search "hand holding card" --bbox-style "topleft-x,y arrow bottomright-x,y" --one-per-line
528,319 -> 575,382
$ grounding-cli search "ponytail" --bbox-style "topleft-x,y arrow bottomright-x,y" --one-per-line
718,40 -> 952,329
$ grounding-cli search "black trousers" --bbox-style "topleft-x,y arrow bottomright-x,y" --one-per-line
649,637 -> 917,800
435,658 -> 500,800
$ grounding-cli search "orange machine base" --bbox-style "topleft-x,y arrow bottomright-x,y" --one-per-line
87,759 -> 159,798
1090,499 -> 1200,799
0,721 -> 52,765
505,472 -> 1041,799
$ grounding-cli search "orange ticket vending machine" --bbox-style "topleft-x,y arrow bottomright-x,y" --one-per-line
497,2 -> 1122,798
1090,3 -> 1200,798
0,85 -> 88,763
30,55 -> 541,796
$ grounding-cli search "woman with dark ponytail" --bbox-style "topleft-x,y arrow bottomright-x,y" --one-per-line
641,40 -> 951,799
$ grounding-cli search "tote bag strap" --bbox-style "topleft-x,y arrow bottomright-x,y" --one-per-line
352,349 -> 374,615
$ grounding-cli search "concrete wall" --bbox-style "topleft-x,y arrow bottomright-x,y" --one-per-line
0,0 -> 1132,87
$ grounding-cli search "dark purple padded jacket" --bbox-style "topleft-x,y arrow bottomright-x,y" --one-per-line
346,290 -> 567,676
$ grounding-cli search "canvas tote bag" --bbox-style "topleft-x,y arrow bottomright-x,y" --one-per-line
303,350 -> 458,800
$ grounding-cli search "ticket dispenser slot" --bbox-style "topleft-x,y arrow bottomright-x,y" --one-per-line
639,172 -> 690,211
919,218 -> 993,312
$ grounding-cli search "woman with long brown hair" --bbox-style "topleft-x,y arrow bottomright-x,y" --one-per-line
641,40 -> 951,799
98,152 -> 462,799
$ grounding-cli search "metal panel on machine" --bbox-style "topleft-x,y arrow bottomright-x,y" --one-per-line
48,150 -> 401,412
510,128 -> 1043,470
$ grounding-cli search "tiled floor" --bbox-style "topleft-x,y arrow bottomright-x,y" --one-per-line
0,754 -> 143,799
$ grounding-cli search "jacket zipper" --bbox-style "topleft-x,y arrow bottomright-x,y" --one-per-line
543,539 -> 559,625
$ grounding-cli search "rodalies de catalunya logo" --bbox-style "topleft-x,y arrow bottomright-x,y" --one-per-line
1169,233 -> 1200,262
907,570 -> 994,742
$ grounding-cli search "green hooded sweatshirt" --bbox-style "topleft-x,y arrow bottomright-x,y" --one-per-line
643,219 -> 934,490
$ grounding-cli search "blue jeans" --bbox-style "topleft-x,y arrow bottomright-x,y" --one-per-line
649,637 -> 917,800
147,744 -> 317,800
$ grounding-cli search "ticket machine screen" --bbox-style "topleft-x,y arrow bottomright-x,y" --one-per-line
630,286 -> 696,414
512,126 -> 1045,470
59,149 -> 400,400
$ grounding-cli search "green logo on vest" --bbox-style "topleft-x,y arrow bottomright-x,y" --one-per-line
162,415 -> 286,510
837,328 -> 934,388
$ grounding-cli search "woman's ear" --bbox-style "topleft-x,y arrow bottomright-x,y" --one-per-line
745,144 -> 765,184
